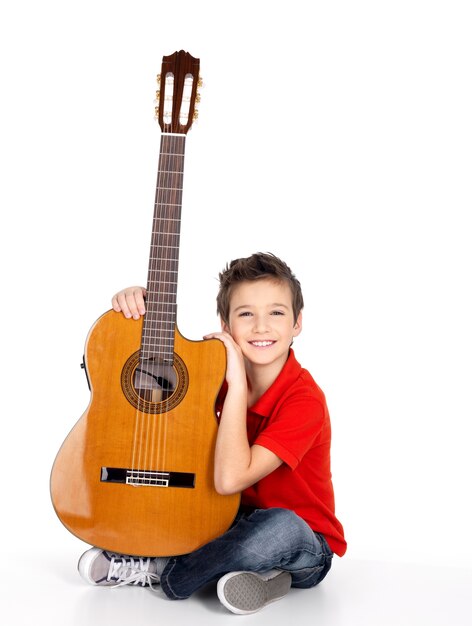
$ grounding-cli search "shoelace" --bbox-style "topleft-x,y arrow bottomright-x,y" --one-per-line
106,554 -> 161,590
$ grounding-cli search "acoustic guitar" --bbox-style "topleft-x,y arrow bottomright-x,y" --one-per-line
50,51 -> 240,556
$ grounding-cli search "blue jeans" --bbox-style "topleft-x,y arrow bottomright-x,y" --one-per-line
159,507 -> 333,600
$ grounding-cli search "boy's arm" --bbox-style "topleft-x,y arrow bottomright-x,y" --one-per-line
204,331 -> 283,496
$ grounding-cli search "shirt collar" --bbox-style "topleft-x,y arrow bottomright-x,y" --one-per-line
249,349 -> 302,417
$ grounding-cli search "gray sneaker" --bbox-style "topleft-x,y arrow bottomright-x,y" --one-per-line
217,569 -> 292,614
78,547 -> 162,588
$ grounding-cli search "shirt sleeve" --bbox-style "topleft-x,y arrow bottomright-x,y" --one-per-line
253,394 -> 327,470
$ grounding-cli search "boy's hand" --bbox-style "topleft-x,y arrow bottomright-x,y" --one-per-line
112,286 -> 147,319
203,331 -> 246,388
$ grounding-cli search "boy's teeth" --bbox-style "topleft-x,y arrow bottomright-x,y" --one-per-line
252,341 -> 273,347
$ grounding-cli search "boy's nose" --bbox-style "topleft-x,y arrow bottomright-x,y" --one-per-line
252,316 -> 269,332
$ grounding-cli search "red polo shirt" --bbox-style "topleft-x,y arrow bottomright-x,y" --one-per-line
219,349 -> 346,557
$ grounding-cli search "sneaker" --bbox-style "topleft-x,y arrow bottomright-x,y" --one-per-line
217,569 -> 292,615
78,547 -> 162,589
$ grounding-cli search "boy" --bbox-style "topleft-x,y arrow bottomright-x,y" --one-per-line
78,252 -> 346,615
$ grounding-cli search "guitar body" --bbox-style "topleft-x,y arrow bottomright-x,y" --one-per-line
51,309 -> 239,556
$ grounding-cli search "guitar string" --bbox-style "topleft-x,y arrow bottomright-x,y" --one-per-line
155,132 -> 172,479
133,125 -> 162,481
132,132 -> 167,484
151,131 -> 171,481
149,134 -> 165,481
159,132 -> 184,477
163,133 -> 185,478
148,133 -> 167,482
142,137 -> 163,483
131,91 -> 189,486
132,136 -> 160,484
149,132 -> 183,481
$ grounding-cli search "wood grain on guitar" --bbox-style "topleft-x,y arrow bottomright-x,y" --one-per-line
50,51 -> 240,557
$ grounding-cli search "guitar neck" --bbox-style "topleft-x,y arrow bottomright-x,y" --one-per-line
141,133 -> 186,363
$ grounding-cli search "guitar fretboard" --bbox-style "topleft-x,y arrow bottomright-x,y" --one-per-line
140,133 -> 186,363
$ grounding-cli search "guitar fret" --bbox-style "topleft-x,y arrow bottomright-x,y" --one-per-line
142,339 -> 174,345
152,229 -> 180,234
144,326 -> 176,331
145,315 -> 177,320
140,353 -> 174,360
151,243 -> 179,251
151,234 -> 179,240
140,353 -> 174,361
146,292 -> 177,298
146,302 -> 177,307
150,234 -> 180,239
142,336 -> 175,343
142,324 -> 175,332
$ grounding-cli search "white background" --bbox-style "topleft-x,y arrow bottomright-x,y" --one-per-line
1,0 -> 471,576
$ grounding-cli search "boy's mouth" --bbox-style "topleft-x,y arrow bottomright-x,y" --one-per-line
249,340 -> 275,347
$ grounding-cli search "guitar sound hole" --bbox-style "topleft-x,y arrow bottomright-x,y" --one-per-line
133,359 -> 177,403
121,350 -> 188,413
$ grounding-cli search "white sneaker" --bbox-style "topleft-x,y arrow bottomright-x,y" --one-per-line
78,547 -> 162,589
217,569 -> 292,614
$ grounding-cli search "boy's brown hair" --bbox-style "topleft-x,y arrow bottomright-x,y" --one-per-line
216,252 -> 304,325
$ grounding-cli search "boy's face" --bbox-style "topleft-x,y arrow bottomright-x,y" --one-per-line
222,278 -> 302,369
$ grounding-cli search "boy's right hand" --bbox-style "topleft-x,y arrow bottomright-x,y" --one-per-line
112,286 -> 147,319
203,330 -> 247,390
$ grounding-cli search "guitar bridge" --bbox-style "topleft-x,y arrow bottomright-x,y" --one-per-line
100,467 -> 195,488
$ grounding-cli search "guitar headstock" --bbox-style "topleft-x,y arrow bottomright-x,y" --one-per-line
155,50 -> 201,134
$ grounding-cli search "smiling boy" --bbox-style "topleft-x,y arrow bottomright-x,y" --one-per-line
78,252 -> 346,614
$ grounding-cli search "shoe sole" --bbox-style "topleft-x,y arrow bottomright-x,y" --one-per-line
77,547 -> 107,585
217,570 -> 292,615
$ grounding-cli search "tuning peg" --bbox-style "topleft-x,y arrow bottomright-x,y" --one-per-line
154,90 -> 161,104
154,105 -> 159,120
197,77 -> 203,88
193,109 -> 199,122
156,74 -> 161,84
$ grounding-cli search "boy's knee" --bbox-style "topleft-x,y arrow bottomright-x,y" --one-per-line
231,508 -> 317,570
247,508 -> 313,548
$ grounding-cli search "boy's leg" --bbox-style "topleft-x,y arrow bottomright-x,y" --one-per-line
159,507 -> 333,600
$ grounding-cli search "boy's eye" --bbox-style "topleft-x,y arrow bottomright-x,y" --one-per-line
271,310 -> 285,316
238,311 -> 252,317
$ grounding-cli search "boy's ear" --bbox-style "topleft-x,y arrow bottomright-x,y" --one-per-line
221,318 -> 230,333
293,311 -> 303,337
